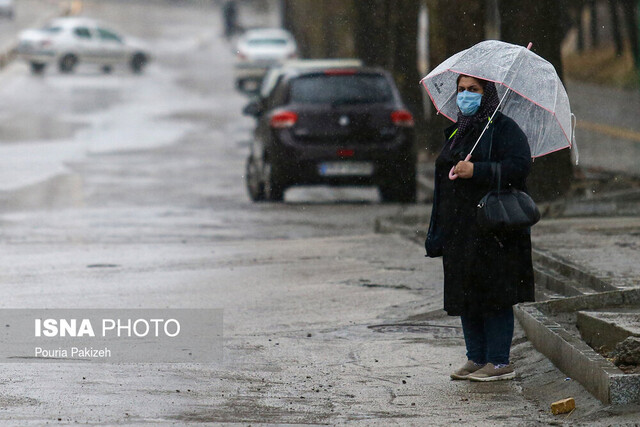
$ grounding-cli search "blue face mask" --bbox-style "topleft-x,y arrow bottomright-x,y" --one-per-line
456,91 -> 482,116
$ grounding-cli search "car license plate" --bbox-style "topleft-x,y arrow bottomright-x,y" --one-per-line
318,162 -> 374,177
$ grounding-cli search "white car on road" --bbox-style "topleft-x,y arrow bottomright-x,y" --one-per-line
234,28 -> 297,92
16,17 -> 151,75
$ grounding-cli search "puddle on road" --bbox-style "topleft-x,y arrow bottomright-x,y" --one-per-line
368,323 -> 462,336
86,264 -> 120,269
0,113 -> 84,143
360,283 -> 411,290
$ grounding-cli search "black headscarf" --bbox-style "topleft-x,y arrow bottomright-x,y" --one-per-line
451,80 -> 500,148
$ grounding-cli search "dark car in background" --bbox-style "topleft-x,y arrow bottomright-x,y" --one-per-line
243,64 -> 417,202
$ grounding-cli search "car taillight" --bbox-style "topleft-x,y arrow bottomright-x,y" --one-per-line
270,111 -> 298,129
324,69 -> 357,76
237,51 -> 247,60
40,39 -> 52,47
391,110 -> 414,127
337,149 -> 354,157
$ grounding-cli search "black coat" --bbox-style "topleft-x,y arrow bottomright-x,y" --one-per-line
425,112 -> 535,317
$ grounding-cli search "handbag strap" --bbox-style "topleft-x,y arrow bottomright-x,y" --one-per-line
490,163 -> 502,191
487,122 -> 501,191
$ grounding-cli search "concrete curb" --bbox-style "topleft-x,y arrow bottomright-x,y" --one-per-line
577,311 -> 640,351
515,289 -> 640,405
539,188 -> 640,218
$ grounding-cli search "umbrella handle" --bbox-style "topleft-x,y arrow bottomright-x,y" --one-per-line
448,154 -> 472,180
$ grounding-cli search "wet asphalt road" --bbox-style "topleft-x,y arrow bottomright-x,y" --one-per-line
0,1 -> 563,425
0,0 -> 61,44
569,80 -> 640,176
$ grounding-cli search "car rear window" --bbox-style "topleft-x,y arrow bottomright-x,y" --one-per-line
289,74 -> 393,105
247,38 -> 288,46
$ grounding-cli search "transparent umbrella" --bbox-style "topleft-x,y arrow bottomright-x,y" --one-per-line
421,40 -> 577,165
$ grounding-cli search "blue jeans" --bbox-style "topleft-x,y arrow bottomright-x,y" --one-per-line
460,308 -> 514,365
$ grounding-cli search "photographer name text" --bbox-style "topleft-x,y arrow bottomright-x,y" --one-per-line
35,346 -> 111,358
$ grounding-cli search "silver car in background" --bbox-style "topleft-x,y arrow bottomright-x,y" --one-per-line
234,28 -> 297,93
16,17 -> 151,75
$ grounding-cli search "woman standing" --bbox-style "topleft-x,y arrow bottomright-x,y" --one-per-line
425,75 -> 535,382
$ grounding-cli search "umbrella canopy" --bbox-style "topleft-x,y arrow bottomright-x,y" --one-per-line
421,40 -> 574,159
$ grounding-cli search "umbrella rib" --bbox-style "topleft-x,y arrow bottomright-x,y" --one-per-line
468,88 -> 512,157
503,45 -> 527,92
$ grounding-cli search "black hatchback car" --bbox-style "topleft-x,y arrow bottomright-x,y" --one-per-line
243,66 -> 416,202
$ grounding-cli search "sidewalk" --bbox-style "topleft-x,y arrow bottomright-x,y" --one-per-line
378,173 -> 640,418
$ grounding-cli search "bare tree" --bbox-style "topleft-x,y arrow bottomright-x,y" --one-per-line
423,0 -> 486,152
589,0 -> 599,48
621,0 -> 639,66
282,0 -> 355,59
499,0 -> 573,201
609,0 -> 624,56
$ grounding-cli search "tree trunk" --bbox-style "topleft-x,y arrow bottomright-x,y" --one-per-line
609,0 -> 624,56
589,0 -> 599,48
282,0 -> 356,59
621,0 -> 640,66
423,0 -> 485,154
391,1 -> 424,128
575,2 -> 585,52
499,0 -> 573,201
353,0 -> 388,66
351,1 -> 426,148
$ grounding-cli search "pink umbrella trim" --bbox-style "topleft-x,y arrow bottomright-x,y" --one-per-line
420,70 -> 573,154
532,143 -> 571,159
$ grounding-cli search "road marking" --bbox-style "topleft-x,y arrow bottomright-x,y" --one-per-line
579,120 -> 640,143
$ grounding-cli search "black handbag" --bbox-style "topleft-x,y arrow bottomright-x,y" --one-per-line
476,163 -> 540,231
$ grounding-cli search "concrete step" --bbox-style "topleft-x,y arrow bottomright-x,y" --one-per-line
532,248 -> 618,293
534,265 -> 600,298
534,285 -> 567,302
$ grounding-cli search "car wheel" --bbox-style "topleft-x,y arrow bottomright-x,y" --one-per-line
263,160 -> 285,202
130,53 -> 147,74
30,62 -> 46,75
245,155 -> 265,202
379,169 -> 417,204
59,54 -> 77,73
102,65 -> 113,74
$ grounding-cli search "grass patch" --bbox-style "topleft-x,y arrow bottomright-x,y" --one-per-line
563,45 -> 639,89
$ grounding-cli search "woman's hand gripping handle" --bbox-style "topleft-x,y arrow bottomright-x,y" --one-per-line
449,154 -> 472,180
